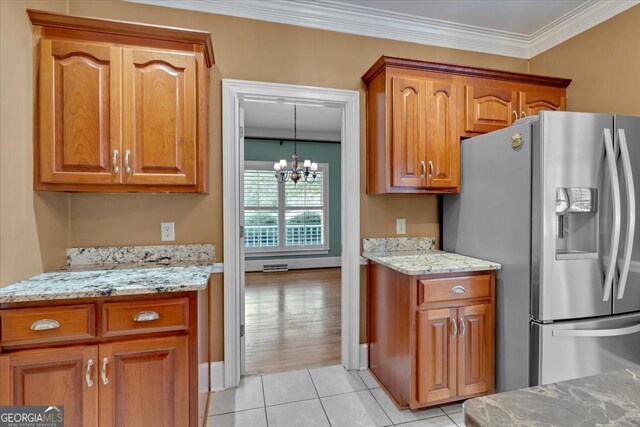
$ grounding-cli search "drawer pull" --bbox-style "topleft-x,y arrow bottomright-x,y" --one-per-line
86,359 -> 94,387
30,319 -> 60,331
450,285 -> 466,294
134,311 -> 160,322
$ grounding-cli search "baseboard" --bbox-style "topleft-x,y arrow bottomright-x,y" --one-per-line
210,361 -> 225,392
359,343 -> 368,370
199,362 -> 210,393
245,256 -> 341,272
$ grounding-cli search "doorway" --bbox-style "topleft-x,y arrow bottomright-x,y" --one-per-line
222,80 -> 360,389
242,101 -> 343,375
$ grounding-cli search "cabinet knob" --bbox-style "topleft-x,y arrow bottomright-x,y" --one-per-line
134,310 -> 160,322
450,285 -> 466,294
30,319 -> 60,331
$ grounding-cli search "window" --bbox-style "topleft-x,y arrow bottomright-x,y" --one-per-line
244,160 -> 328,254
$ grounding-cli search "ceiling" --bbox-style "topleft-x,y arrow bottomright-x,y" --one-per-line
243,101 -> 342,142
125,0 -> 638,58
332,0 -> 585,34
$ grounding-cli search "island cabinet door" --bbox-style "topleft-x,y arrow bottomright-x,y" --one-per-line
457,304 -> 494,397
122,48 -> 197,186
98,335 -> 189,427
417,308 -> 457,404
38,39 -> 121,185
0,345 -> 99,427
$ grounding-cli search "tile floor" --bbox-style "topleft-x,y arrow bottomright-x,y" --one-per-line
208,365 -> 465,427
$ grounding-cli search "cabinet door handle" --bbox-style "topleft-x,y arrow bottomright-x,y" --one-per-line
30,319 -> 60,331
428,161 -> 434,179
85,359 -> 94,387
512,110 -> 518,122
450,317 -> 457,338
420,161 -> 426,179
450,285 -> 466,294
124,150 -> 131,174
521,111 -> 527,118
134,310 -> 160,322
459,318 -> 466,338
101,357 -> 109,385
113,150 -> 120,174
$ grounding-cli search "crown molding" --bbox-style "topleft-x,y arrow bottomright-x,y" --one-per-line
528,0 -> 639,57
125,0 -> 639,59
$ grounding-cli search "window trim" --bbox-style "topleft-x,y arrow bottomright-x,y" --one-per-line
243,160 -> 330,255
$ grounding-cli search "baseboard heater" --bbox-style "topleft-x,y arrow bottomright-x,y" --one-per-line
262,263 -> 289,272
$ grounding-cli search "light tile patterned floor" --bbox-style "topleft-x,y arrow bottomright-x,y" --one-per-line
208,366 -> 465,427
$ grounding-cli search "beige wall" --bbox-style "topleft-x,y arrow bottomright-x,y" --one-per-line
0,0 -> 70,287
530,5 -> 640,116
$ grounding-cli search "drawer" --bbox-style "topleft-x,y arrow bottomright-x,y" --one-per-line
0,304 -> 95,346
102,297 -> 189,338
419,274 -> 491,305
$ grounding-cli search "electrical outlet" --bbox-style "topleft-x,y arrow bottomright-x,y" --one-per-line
161,222 -> 175,241
396,218 -> 406,235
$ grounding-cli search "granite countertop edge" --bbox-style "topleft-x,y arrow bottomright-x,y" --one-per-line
0,262 -> 214,304
362,250 -> 501,275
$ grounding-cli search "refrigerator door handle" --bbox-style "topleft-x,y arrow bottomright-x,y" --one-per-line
603,128 -> 621,302
552,323 -> 640,338
617,128 -> 636,300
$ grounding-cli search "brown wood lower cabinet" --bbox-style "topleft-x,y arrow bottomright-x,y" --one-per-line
0,292 -> 208,427
368,262 -> 495,409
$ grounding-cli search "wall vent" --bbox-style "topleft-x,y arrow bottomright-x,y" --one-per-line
262,263 -> 289,272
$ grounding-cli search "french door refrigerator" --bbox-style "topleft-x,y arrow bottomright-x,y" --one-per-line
443,111 -> 640,392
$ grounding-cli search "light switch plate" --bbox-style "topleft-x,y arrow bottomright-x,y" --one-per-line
396,218 -> 406,235
161,222 -> 175,241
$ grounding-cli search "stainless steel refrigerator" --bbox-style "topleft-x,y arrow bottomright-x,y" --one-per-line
443,111 -> 640,392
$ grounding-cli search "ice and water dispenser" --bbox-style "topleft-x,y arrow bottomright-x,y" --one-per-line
556,187 -> 599,260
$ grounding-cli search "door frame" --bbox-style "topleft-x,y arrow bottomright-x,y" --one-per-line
222,79 -> 360,388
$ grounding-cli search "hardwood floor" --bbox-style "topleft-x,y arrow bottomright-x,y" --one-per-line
244,268 -> 341,376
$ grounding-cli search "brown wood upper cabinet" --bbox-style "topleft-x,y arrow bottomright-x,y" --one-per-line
363,56 -> 570,194
29,9 -> 214,193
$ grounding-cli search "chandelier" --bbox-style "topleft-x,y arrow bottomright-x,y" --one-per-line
273,105 -> 318,185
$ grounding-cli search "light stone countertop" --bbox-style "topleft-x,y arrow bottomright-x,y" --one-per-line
362,250 -> 500,275
463,368 -> 640,426
0,244 -> 214,304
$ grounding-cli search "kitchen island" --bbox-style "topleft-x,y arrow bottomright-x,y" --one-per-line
464,368 -> 640,426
